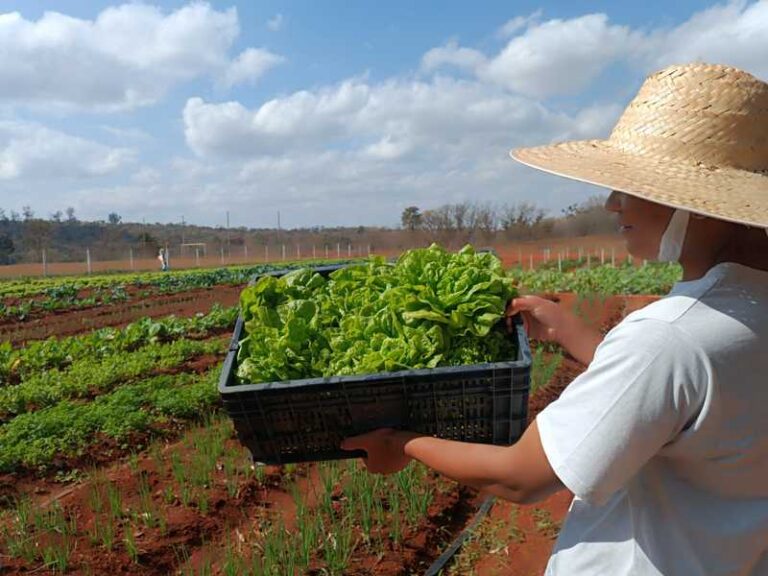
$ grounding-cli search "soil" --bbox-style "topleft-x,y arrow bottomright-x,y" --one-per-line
0,288 -> 661,575
0,285 -> 243,344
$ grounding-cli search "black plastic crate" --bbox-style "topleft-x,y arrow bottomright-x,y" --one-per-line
218,265 -> 532,464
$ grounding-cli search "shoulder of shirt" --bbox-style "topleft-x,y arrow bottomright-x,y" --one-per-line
621,263 -> 729,326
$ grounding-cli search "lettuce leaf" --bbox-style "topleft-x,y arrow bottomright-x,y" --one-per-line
235,244 -> 518,384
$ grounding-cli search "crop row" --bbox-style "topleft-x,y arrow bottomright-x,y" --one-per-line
0,337 -> 224,422
0,369 -> 221,472
0,259 -> 354,301
509,261 -> 682,295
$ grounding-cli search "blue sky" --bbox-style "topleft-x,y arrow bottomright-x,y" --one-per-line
0,0 -> 765,229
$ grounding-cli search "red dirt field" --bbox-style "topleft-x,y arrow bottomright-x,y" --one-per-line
0,235 -> 626,278
0,285 -> 242,344
0,290 -> 660,575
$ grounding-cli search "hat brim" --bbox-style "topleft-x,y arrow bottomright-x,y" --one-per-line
510,140 -> 768,228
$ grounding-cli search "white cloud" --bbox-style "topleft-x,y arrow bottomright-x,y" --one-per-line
479,14 -> 639,98
421,41 -> 487,73
224,48 -> 285,87
641,0 -> 768,78
0,121 -> 134,180
423,2 -> 767,99
267,13 -> 284,32
0,3 -> 282,111
497,10 -> 543,38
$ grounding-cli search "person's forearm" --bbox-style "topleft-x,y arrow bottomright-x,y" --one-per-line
401,434 -> 535,503
557,318 -> 603,365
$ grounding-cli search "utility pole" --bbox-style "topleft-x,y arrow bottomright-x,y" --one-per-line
276,210 -> 281,247
226,211 -> 230,256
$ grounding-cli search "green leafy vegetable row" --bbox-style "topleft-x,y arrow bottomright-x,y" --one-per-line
0,304 -> 237,385
236,244 -> 519,384
0,370 -> 220,472
509,261 -> 682,295
0,338 -> 224,421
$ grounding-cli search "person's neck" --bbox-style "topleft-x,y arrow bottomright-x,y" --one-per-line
681,234 -> 768,281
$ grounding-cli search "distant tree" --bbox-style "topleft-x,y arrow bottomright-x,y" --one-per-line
9,211 -> 20,222
50,210 -> 63,222
108,212 -> 122,225
65,206 -> 77,222
0,208 -> 6,222
0,233 -> 13,264
401,206 -> 422,231
22,205 -> 34,221
22,220 -> 51,252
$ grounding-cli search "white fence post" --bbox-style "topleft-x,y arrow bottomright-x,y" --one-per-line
337,243 -> 341,258
347,244 -> 352,257
129,248 -> 134,270
282,244 -> 286,261
265,245 -> 269,262
86,248 -> 92,274
297,245 -> 301,259
600,248 -> 605,265
42,249 -> 47,277
558,252 -> 562,272
244,244 -> 248,261
325,245 -> 329,259
611,247 -> 615,267
313,244 -> 316,259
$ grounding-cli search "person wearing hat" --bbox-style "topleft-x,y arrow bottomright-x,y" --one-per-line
342,63 -> 768,574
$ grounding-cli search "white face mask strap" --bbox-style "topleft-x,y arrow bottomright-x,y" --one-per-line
657,209 -> 690,262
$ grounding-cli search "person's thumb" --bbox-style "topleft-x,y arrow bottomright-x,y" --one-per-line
507,296 -> 540,316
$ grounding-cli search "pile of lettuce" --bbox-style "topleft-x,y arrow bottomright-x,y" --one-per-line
235,244 -> 519,384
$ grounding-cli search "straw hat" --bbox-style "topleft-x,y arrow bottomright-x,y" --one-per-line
510,63 -> 768,227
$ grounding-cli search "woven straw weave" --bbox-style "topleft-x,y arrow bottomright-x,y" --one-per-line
511,63 -> 768,227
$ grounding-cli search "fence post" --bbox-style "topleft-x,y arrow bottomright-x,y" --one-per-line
347,244 -> 352,257
265,245 -> 269,262
325,245 -> 329,259
529,253 -> 533,270
297,245 -> 301,259
244,244 -> 248,261
600,248 -> 605,265
313,244 -> 316,259
195,248 -> 200,267
42,249 -> 47,277
558,252 -> 562,272
367,243 -> 371,256
337,243 -> 340,258
220,247 -> 225,264
86,248 -> 92,274
587,252 -> 591,268
282,244 -> 286,261
611,247 -> 615,267
129,248 -> 134,270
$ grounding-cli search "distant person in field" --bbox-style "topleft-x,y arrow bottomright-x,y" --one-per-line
343,63 -> 768,575
158,248 -> 169,272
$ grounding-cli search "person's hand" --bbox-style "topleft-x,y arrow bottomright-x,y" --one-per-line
506,295 -> 603,365
506,295 -> 569,343
341,428 -> 418,474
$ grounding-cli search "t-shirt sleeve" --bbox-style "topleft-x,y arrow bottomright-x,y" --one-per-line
537,318 -> 708,506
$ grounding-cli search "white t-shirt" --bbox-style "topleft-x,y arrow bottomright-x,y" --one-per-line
537,262 -> 768,576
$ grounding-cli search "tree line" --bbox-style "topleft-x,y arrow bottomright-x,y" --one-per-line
400,196 -> 615,244
0,196 -> 617,265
